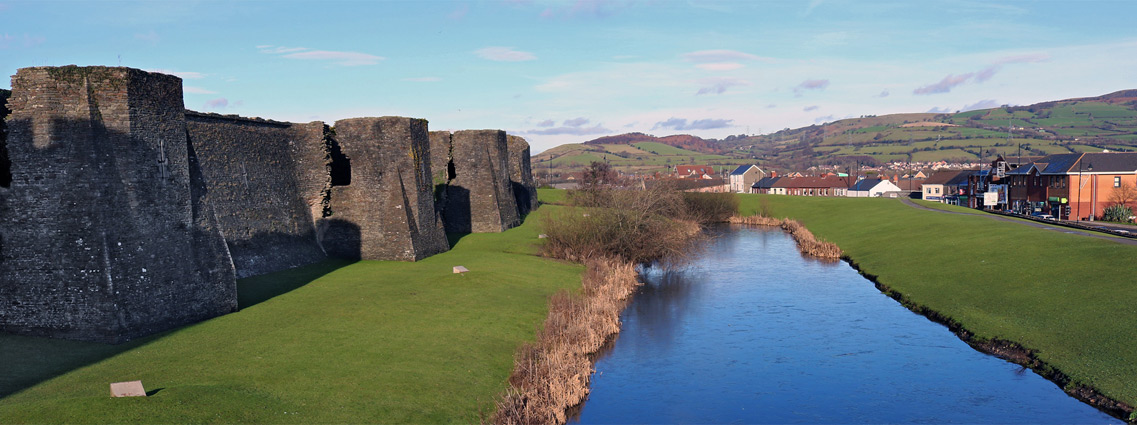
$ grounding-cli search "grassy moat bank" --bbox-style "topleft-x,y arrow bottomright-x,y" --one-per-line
738,194 -> 1137,421
0,205 -> 583,423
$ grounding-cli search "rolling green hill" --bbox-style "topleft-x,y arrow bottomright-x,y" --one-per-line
533,90 -> 1137,179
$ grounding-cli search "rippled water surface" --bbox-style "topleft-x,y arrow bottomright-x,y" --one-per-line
571,225 -> 1118,424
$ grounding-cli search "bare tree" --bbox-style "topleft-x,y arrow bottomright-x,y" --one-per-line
1109,181 -> 1137,208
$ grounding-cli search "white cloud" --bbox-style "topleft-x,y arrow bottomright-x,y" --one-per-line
475,46 -> 537,62
682,49 -> 763,63
962,99 -> 1000,112
258,45 -> 384,66
696,77 -> 751,95
183,86 -> 216,94
282,50 -> 384,66
150,69 -> 205,79
696,62 -> 744,71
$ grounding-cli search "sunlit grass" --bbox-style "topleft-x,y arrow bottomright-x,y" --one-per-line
738,194 -> 1137,405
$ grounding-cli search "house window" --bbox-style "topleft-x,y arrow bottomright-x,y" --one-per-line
1115,177 -> 1122,188
935,187 -> 940,194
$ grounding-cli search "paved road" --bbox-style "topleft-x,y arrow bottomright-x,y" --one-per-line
898,198 -> 1137,246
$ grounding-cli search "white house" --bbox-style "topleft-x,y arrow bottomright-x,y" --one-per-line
847,178 -> 902,197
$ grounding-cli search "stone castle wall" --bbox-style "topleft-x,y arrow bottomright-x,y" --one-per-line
319,117 -> 448,261
185,112 -> 331,278
0,65 -> 534,343
507,135 -> 538,217
0,67 -> 236,343
441,130 -> 520,233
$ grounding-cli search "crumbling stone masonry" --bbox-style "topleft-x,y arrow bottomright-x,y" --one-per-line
318,117 -> 449,261
507,135 -> 538,218
185,112 -> 331,278
0,66 -> 236,343
438,130 -> 520,233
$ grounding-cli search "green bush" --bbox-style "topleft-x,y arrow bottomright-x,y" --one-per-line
1102,204 -> 1133,222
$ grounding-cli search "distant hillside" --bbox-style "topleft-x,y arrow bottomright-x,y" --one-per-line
533,90 -> 1137,179
583,132 -> 723,154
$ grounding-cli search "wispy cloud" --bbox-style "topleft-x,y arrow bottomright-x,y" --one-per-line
149,69 -> 205,79
804,0 -> 824,16
652,117 -> 734,131
927,106 -> 954,113
563,117 -> 590,127
696,77 -> 751,95
962,99 -> 1000,112
183,86 -> 217,94
914,73 -> 973,95
696,62 -> 744,71
874,90 -> 890,98
525,116 -> 610,135
134,30 -> 159,45
916,53 -> 1050,93
205,98 -> 229,109
539,0 -> 627,19
259,45 -> 384,66
0,33 -> 46,49
449,3 -> 469,20
682,49 -> 763,63
803,105 -> 819,112
813,114 -> 835,123
475,46 -> 536,62
793,78 -> 829,96
528,125 -> 611,136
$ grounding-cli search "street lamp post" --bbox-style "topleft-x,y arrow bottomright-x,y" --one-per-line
1089,163 -> 1095,221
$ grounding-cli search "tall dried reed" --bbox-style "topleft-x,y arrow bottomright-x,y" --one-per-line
493,258 -> 639,425
729,215 -> 843,260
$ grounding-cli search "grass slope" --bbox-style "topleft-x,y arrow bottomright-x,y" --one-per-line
0,207 -> 582,423
738,194 -> 1137,406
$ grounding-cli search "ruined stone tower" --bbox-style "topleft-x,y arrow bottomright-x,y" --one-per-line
185,113 -> 332,278
0,66 -> 236,343
438,130 -> 520,233
318,117 -> 449,260
507,135 -> 538,218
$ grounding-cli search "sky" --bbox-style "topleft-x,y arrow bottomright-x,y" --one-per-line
3,0 -> 1137,154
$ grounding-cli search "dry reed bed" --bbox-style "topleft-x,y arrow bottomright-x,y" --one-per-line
729,215 -> 843,260
493,257 -> 640,425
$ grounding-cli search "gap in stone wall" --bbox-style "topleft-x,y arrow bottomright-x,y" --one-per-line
329,138 -> 351,187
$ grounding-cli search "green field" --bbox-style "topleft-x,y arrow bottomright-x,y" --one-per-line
0,205 -> 583,423
737,194 -> 1137,409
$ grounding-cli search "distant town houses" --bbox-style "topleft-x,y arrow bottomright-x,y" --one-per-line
919,152 -> 1137,222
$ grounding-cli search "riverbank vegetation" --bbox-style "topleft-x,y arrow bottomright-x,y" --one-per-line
729,215 -> 842,259
737,194 -> 1137,420
0,209 -> 583,423
495,186 -> 737,424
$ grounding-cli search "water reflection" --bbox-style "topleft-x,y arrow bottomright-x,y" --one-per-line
571,225 -> 1118,425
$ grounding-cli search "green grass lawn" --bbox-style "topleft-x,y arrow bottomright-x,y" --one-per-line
0,206 -> 583,423
737,194 -> 1137,407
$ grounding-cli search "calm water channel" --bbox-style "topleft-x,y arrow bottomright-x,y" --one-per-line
571,225 -> 1118,424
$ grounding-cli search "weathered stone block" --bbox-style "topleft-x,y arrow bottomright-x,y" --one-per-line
439,130 -> 519,233
0,66 -> 236,343
318,117 -> 448,261
186,112 -> 330,278
507,134 -> 538,218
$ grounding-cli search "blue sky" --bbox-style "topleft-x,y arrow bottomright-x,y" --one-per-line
3,0 -> 1136,153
